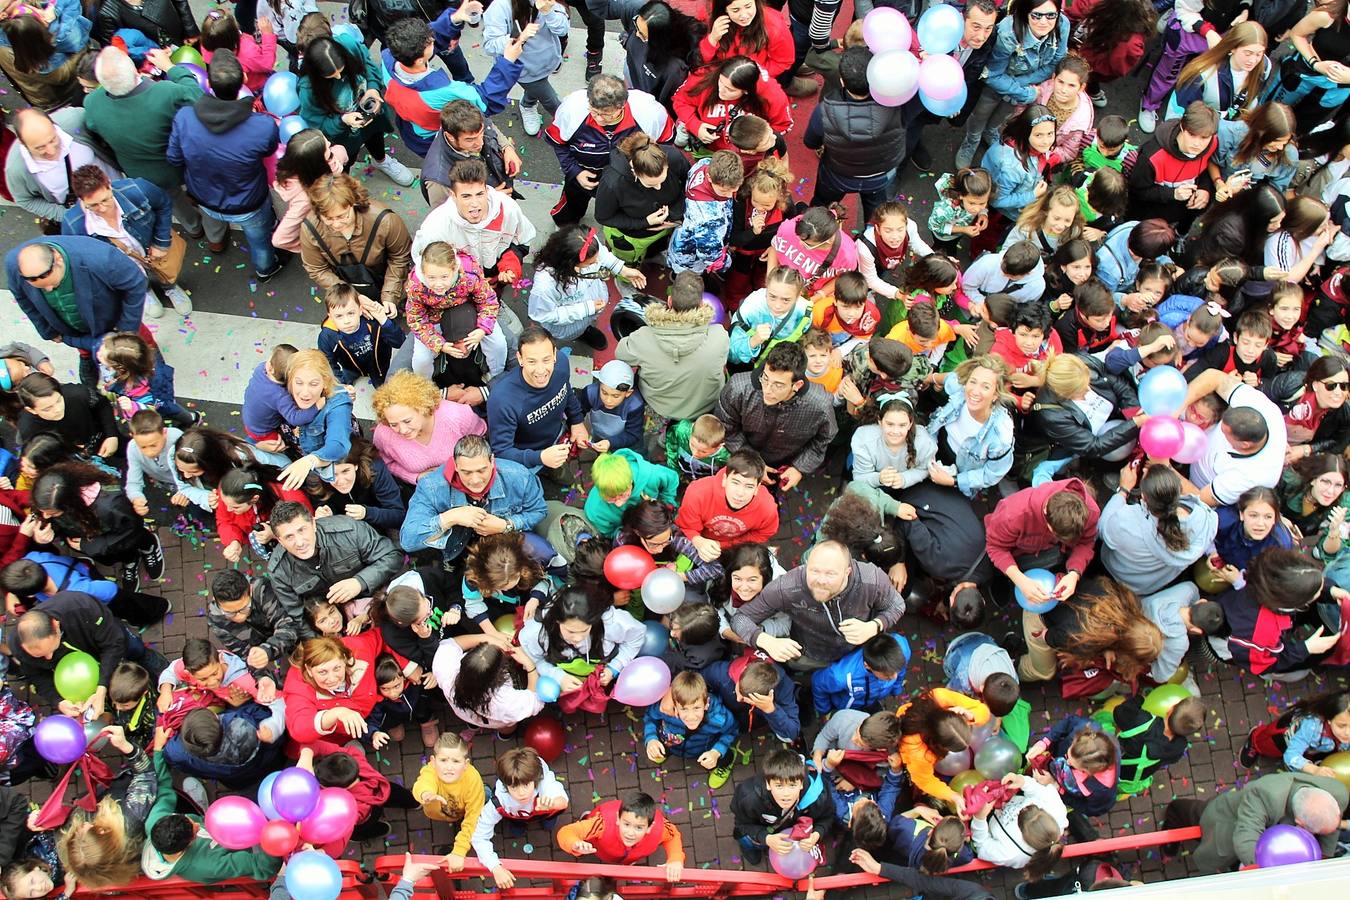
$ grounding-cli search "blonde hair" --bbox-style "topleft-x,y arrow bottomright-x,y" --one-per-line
419,240 -> 458,270
433,731 -> 470,756
57,798 -> 143,888
1015,186 -> 1084,240
307,172 -> 371,217
955,354 -> 1014,407
670,670 -> 709,706
691,414 -> 726,446
1044,353 -> 1091,398
372,370 -> 442,422
286,349 -> 339,399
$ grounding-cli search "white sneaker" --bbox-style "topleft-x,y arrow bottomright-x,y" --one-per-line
181,776 -> 209,810
520,101 -> 543,136
142,290 -> 164,318
1138,107 -> 1157,134
164,284 -> 192,316
372,153 -> 416,186
674,121 -> 691,149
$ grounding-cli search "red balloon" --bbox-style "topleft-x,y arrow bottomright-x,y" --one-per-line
523,715 -> 565,763
603,545 -> 656,590
260,820 -> 301,857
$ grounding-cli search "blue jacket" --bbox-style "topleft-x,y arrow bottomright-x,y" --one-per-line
877,772 -> 976,868
163,701 -> 286,786
983,14 -> 1069,104
925,373 -> 1015,498
1096,221 -> 1142,303
317,315 -> 406,385
5,236 -> 146,352
1212,119 -> 1298,192
22,551 -> 117,605
982,143 -> 1042,217
61,178 -> 173,253
481,0 -> 569,83
1281,714 -> 1350,771
292,389 -> 353,463
704,656 -> 800,743
400,457 -> 547,560
579,382 -> 645,451
167,96 -> 279,215
643,692 -> 739,759
1042,715 -> 1119,818
378,43 -> 518,156
811,633 -> 910,715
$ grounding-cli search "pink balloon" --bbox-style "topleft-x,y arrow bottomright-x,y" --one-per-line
1140,416 -> 1186,460
611,656 -> 671,706
1173,421 -> 1209,464
769,842 -> 819,879
205,796 -> 267,850
298,787 -> 360,845
917,54 -> 964,102
860,7 -> 912,53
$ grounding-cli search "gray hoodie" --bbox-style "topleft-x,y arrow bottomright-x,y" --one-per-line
1098,492 -> 1219,595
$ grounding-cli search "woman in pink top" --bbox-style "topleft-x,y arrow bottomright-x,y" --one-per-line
765,205 -> 859,304
431,633 -> 543,733
200,10 -> 279,93
1034,57 -> 1095,167
271,128 -> 348,253
371,370 -> 486,485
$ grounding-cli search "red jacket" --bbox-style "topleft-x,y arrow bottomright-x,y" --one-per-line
214,483 -> 312,548
697,7 -> 795,77
672,68 -> 793,154
1067,0 -> 1146,80
0,489 -> 30,568
675,474 -> 779,547
283,629 -> 385,746
983,478 -> 1100,576
557,799 -> 685,865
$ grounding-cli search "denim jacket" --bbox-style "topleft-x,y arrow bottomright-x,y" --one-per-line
292,389 -> 353,463
926,373 -> 1015,498
983,15 -> 1069,104
62,177 -> 174,253
401,457 -> 548,560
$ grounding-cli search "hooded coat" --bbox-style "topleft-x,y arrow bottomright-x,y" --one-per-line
167,95 -> 278,214
582,448 -> 679,538
615,302 -> 728,420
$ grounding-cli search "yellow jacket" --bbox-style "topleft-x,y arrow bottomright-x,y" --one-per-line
412,762 -> 486,857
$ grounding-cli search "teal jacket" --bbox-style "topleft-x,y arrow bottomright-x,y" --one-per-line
582,448 -> 679,537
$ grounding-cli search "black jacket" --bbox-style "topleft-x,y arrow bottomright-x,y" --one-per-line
1263,370 -> 1350,455
0,786 -> 29,869
896,481 -> 992,585
312,458 -> 407,532
268,515 -> 404,638
1112,693 -> 1189,785
423,127 -> 512,199
594,147 -> 691,237
731,774 -> 835,843
1026,354 -> 1141,460
47,487 -> 147,562
814,91 -> 907,178
8,590 -> 128,703
94,0 -> 198,45
18,383 -> 118,456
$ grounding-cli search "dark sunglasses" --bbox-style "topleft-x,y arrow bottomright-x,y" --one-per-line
1322,380 -> 1350,392
21,259 -> 56,282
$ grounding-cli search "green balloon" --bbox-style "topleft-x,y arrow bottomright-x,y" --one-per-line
949,769 -> 985,793
169,45 -> 205,67
1142,684 -> 1191,718
54,651 -> 100,703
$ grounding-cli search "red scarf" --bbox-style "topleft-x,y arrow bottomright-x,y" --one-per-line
874,231 -> 907,272
444,459 -> 497,500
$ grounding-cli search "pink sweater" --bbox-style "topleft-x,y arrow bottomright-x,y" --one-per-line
202,32 -> 278,93
271,144 -> 348,252
373,400 -> 487,484
1034,80 -> 1095,167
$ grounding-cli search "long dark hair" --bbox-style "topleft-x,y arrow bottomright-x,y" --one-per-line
635,1 -> 704,70
310,436 -> 378,504
534,224 -> 601,293
1045,238 -> 1094,294
1001,104 -> 1054,165
710,542 -> 773,606
1077,0 -> 1155,55
1244,547 -> 1324,613
219,465 -> 288,521
275,129 -> 334,188
1009,0 -> 1061,45
509,0 -> 538,29
709,0 -> 768,55
303,36 -> 364,115
900,692 -> 972,754
686,56 -> 771,120
174,427 -> 252,489
2,15 -> 54,74
819,491 -> 886,558
617,499 -> 677,552
540,586 -> 614,666
452,644 -> 526,720
1191,183 -> 1286,267
32,462 -> 118,536
1288,687 -> 1350,726
1140,466 -> 1190,553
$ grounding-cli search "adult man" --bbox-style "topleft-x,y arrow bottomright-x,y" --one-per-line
676,450 -> 780,562
5,236 -> 146,386
82,47 -> 206,236
1162,772 -> 1349,873
731,540 -> 906,670
900,0 -> 996,173
422,100 -> 523,206
9,591 -> 168,721
544,75 -> 673,225
267,502 -> 404,638
615,271 -> 729,422
715,342 -> 837,491
1129,101 -> 1219,230
413,159 -> 536,286
5,108 -> 119,229
485,326 -> 589,472
401,434 -> 548,565
1183,369 -> 1288,507
167,51 -> 282,278
984,478 -> 1100,605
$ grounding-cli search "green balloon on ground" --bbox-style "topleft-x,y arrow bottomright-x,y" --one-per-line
974,736 -> 1021,780
169,45 -> 205,67
949,769 -> 985,793
1142,683 -> 1191,717
54,651 -> 100,703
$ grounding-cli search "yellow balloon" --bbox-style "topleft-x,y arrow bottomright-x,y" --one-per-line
1099,695 -> 1126,716
1322,751 -> 1350,790
493,613 -> 516,635
949,769 -> 985,793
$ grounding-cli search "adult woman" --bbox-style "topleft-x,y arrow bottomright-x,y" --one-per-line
1041,239 -> 1095,315
697,0 -> 793,78
308,436 -> 405,531
982,105 -> 1056,223
300,173 -> 413,317
297,33 -> 414,186
1003,187 -> 1084,257
1100,464 -> 1219,595
371,370 -> 485,485
594,132 -> 691,265
1033,57 -> 1093,165
173,426 -> 290,496
1184,183 -> 1286,268
1200,486 -> 1295,591
433,633 -> 543,732
483,0 -> 570,136
1265,356 -> 1350,461
1138,0 -> 1253,133
1265,0 -> 1350,134
1264,196 -> 1335,286
1025,354 -> 1141,468
672,57 -> 792,155
277,351 -> 353,492
1211,103 -> 1299,195
925,355 -> 1016,499
272,128 -> 347,253
283,631 -> 385,744
1066,0 -> 1156,104
92,0 -> 196,47
956,0 -> 1068,169
708,541 -> 785,643
1017,576 -> 1164,685
31,463 -> 162,593
1279,454 -> 1350,541
517,586 -> 645,703
1164,22 -> 1269,122
0,0 -> 89,110
528,224 -> 646,351
624,1 -> 705,109
851,396 -> 936,492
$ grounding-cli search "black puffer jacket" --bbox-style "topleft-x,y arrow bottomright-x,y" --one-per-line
815,91 -> 907,178
1026,353 -> 1140,460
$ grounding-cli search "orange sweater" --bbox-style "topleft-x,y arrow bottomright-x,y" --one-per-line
897,688 -> 991,806
556,809 -> 686,866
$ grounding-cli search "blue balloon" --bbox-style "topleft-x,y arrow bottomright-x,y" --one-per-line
261,71 -> 299,117
279,115 -> 308,144
522,531 -> 557,564
916,3 -> 966,55
1014,567 -> 1059,614
536,675 -> 561,703
641,620 -> 670,658
920,82 -> 968,117
332,22 -> 364,43
1138,365 -> 1188,417
257,771 -> 280,819
285,850 -> 343,900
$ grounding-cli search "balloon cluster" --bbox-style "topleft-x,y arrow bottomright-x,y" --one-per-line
1137,366 -> 1207,462
860,5 -> 967,115
938,719 -> 1020,792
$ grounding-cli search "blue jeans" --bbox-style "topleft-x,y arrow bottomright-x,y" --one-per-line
778,15 -> 812,87
199,202 -> 278,275
812,166 -> 893,224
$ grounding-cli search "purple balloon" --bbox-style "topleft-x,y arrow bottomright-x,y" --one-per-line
180,62 -> 208,92
769,842 -> 819,879
917,54 -> 964,102
1140,416 -> 1186,460
206,796 -> 268,850
34,715 -> 86,765
934,747 -> 971,776
1174,421 -> 1208,465
612,656 -> 671,706
272,767 -> 321,823
1254,824 -> 1322,868
701,292 -> 727,325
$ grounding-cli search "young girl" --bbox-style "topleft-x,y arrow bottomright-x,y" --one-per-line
1003,186 -> 1084,257
614,499 -> 721,596
856,802 -> 971,874
483,0 -> 570,136
969,771 -> 1068,878
1041,238 -> 1094,317
215,465 -> 310,564
1243,689 -> 1350,774
529,225 -> 646,352
766,205 -> 859,306
728,265 -> 811,367
307,437 -> 405,532
709,541 -> 787,644
672,56 -> 792,155
850,396 -> 937,492
1198,486 -> 1295,591
463,532 -> 553,637
272,129 -> 348,254
517,586 -> 645,711
1033,56 -> 1094,166
857,202 -> 934,305
376,581 -> 442,679
625,1 -> 706,109
927,169 -> 993,255
96,332 -> 195,430
725,157 -> 793,309
200,9 -> 277,93
1268,281 -> 1313,369
697,0 -> 794,78
982,104 -> 1057,227
404,241 -> 503,384
1265,196 -> 1336,288
1212,102 -> 1299,194
1068,0 -> 1156,103
278,350 -> 354,490
898,255 -> 970,337
173,426 -> 291,498
1164,22 -> 1269,123
1027,720 -> 1119,836
897,688 -> 991,812
1169,301 -> 1227,366
257,0 -> 320,66
595,132 -> 691,265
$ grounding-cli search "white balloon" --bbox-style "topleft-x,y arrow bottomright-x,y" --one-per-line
641,567 -> 686,614
867,50 -> 920,107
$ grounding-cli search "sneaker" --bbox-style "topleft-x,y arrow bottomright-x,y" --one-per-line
142,291 -> 164,319
140,530 -> 165,581
164,283 -> 192,316
741,843 -> 765,866
785,75 -> 820,98
181,776 -> 209,811
584,50 -> 602,81
1138,107 -> 1157,133
118,559 -> 140,593
1089,89 -> 1108,108
709,764 -> 732,789
520,101 -> 543,136
353,819 -> 391,842
1013,884 -> 1031,900
257,251 -> 292,284
372,153 -> 416,186
580,325 -> 608,350
1238,733 -> 1259,768
954,136 -> 979,171
910,143 -> 933,173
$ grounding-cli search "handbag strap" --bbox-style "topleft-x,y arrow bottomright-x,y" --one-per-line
358,208 -> 391,270
60,154 -> 76,209
303,218 -> 347,272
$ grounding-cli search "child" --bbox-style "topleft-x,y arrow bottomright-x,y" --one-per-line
216,465 -> 311,563
367,654 -> 438,751
1242,688 -> 1350,775
704,653 -> 801,745
665,414 -> 730,483
157,639 -> 269,712
888,302 -> 956,376
927,169 -> 992,253
664,603 -> 725,674
463,532 -> 550,636
840,336 -> 918,419
96,332 -> 195,429
1028,719 -> 1119,840
991,302 -> 1062,412
1076,167 -> 1128,237
106,662 -> 155,753
811,271 -> 880,354
725,157 -> 794,309
0,684 -> 39,789
580,360 -> 645,454
317,283 -> 407,387
315,744 -> 418,845
581,450 -> 679,539
207,570 -> 299,687
802,328 -> 845,395
666,150 -> 745,275
164,701 -> 286,788
1166,301 -> 1226,367
728,266 -> 812,367
1118,261 -> 1174,326
858,201 -> 935,303
1268,281 -> 1314,370
241,344 -> 318,450
963,241 -> 1047,309
643,671 -> 740,788
942,632 -> 1025,747
1052,280 -> 1120,354
200,9 -> 278,92
405,241 -> 504,384
305,598 -> 350,637
376,580 -> 443,678
1077,115 -> 1137,176
898,689 -> 990,812
471,747 -> 571,889
868,771 -> 972,873
1186,308 -> 1279,386
413,733 -> 486,866
812,709 -> 902,794
812,632 -> 910,716
557,791 -> 685,878
124,410 -> 213,516
1110,693 -> 1205,796
730,749 -> 834,866
1,552 -> 168,628
767,205 -> 859,305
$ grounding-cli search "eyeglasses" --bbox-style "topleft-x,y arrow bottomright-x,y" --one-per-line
1321,380 -> 1350,392
1313,475 -> 1346,490
1028,9 -> 1059,20
210,598 -> 252,619
759,372 -> 794,393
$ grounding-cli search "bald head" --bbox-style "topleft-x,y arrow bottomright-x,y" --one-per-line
1292,786 -> 1344,835
16,608 -> 60,659
14,109 -> 59,160
805,540 -> 852,603
16,243 -> 61,290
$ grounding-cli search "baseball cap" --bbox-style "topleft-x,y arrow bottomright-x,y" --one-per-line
596,359 -> 634,390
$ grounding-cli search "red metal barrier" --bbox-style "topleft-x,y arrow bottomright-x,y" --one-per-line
70,859 -> 373,898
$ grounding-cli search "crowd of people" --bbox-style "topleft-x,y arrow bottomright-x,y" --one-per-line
0,0 -> 1347,896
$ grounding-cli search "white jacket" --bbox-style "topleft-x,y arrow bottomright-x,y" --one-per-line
412,186 -> 537,276
970,779 -> 1069,869
470,760 -> 569,869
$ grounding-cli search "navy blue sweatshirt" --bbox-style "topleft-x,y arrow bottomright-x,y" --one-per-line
486,358 -> 584,469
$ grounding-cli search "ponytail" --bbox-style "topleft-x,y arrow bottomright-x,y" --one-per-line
920,817 -> 967,875
1018,806 -> 1065,882
617,132 -> 668,179
1141,466 -> 1189,553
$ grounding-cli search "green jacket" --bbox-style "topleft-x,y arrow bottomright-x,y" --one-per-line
1195,772 -> 1349,873
582,448 -> 679,538
83,65 -> 203,190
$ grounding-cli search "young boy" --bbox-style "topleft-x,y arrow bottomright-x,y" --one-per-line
812,709 -> 902,792
943,632 -> 1028,751
107,661 -> 155,751
1,554 -> 170,626
887,301 -> 955,374
1110,693 -> 1206,796
157,638 -> 272,712
963,242 -> 1047,308
163,701 -> 285,788
840,336 -> 918,417
582,450 -> 679,538
1078,115 -> 1138,176
579,359 -> 645,454
315,743 -> 418,845
207,570 -> 299,689
667,150 -> 745,275
1053,281 -> 1121,354
802,328 -> 845,394
240,343 -> 317,450
665,413 -> 730,483
644,671 -> 740,787
471,747 -> 570,889
812,632 -> 911,716
1186,309 -> 1280,387
811,271 -> 881,353
675,450 -> 780,560
317,283 -> 407,387
557,791 -> 685,879
705,654 -> 801,746
664,604 -> 725,674
124,409 -> 212,516
366,653 -> 438,751
726,113 -> 784,176
413,732 -> 486,867
991,302 -> 1063,412
731,748 -> 834,866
